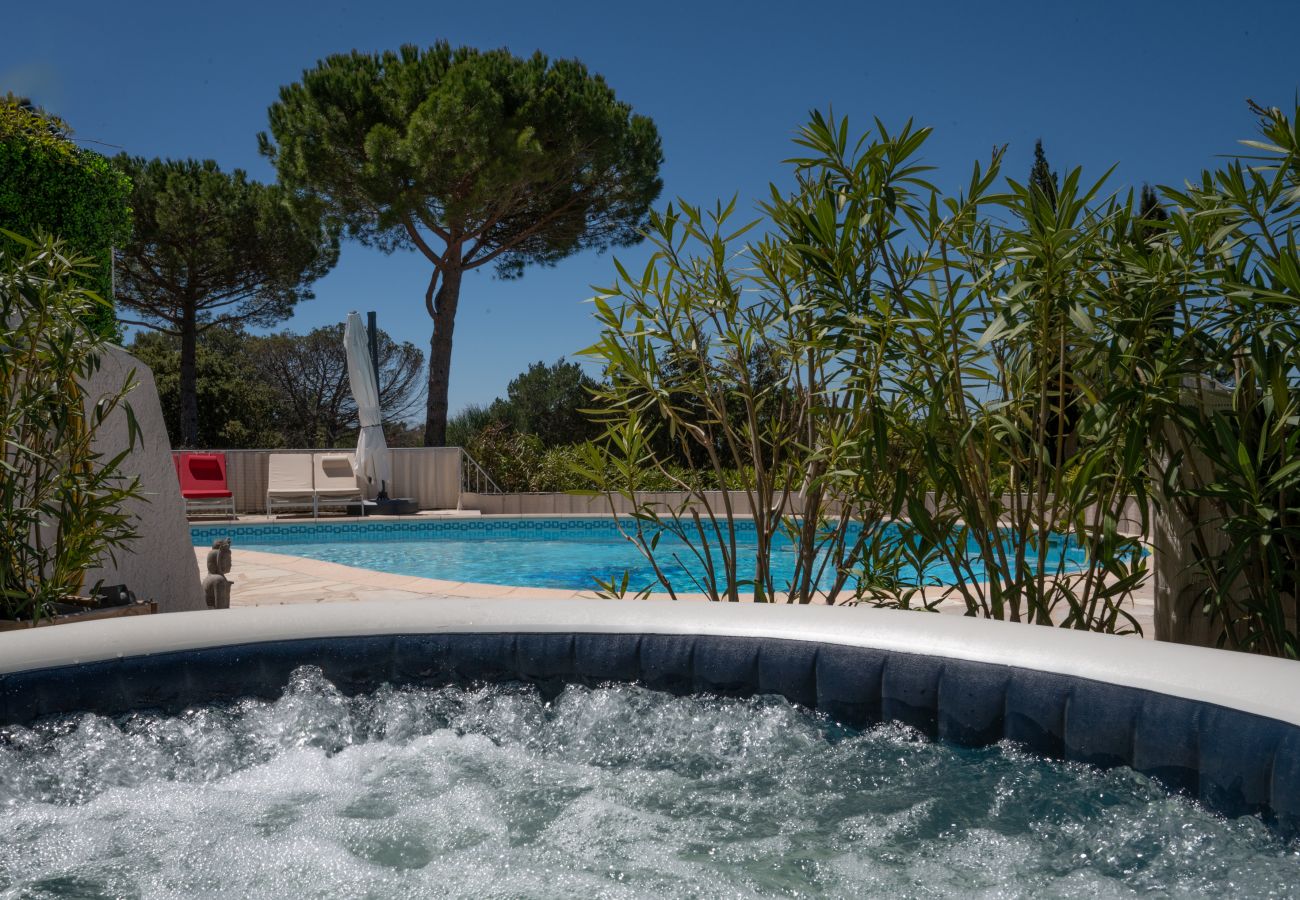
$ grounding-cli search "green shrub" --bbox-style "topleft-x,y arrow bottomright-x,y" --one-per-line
578,113 -> 1147,616
465,423 -> 544,492
0,232 -> 143,621
128,329 -> 285,449
578,101 -> 1299,652
0,98 -> 132,339
1153,101 -> 1300,656
446,403 -> 509,449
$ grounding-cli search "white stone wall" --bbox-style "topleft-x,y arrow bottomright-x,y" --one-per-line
80,346 -> 205,612
219,447 -> 462,512
1150,380 -> 1236,647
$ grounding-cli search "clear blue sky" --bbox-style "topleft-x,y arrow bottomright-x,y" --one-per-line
6,0 -> 1298,418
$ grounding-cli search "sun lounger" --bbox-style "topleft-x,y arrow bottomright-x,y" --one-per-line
312,452 -> 364,514
266,453 -> 316,518
177,452 -> 236,519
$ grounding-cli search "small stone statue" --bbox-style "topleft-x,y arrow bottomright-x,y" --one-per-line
203,538 -> 232,609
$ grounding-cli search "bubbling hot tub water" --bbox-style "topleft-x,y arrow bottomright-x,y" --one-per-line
0,667 -> 1295,898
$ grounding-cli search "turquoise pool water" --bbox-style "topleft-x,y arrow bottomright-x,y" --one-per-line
193,518 -> 1090,593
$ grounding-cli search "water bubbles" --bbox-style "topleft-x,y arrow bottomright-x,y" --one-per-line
0,668 -> 1295,897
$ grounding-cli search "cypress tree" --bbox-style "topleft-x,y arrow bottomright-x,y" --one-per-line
1135,183 -> 1170,244
1028,139 -> 1059,210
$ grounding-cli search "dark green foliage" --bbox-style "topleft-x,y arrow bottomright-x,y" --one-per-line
129,325 -> 423,450
444,358 -> 607,490
501,358 -> 602,447
1172,341 -> 1299,656
1138,183 -> 1165,219
0,98 -> 132,339
113,156 -> 339,446
1022,138 -> 1079,467
461,423 -> 638,493
465,423 -> 555,492
1133,183 -> 1169,245
261,43 -> 663,445
383,420 -> 429,448
1028,138 -> 1059,210
633,339 -> 789,470
446,403 -> 505,449
128,329 -> 283,449
443,348 -> 809,493
445,358 -> 601,449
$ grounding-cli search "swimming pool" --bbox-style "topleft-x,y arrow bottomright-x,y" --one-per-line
191,517 -> 1092,593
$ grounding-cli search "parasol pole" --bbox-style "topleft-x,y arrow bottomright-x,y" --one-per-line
366,310 -> 389,500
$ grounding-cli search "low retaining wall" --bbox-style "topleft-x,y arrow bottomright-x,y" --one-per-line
461,490 -> 1145,533
460,490 -> 786,516
196,452 -> 1147,529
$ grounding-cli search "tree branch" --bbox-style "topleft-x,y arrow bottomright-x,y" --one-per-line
424,268 -> 440,320
402,214 -> 447,266
412,206 -> 452,244
462,187 -> 589,270
117,317 -> 180,335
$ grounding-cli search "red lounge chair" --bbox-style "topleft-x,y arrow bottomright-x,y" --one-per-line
178,452 -> 236,519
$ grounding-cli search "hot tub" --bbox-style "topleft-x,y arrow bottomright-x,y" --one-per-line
0,601 -> 1296,896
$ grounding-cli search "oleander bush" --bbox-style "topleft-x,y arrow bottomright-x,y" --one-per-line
0,232 -> 142,622
1151,102 -> 1300,656
579,102 -> 1299,653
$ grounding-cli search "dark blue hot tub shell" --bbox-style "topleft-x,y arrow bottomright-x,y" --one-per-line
1,630 -> 1296,835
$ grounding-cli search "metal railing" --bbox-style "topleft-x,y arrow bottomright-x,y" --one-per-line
459,448 -> 502,495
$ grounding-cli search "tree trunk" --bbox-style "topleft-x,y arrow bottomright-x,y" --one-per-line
423,266 -> 463,446
179,307 -> 200,448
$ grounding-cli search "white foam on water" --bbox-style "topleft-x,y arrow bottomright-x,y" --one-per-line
0,668 -> 1296,898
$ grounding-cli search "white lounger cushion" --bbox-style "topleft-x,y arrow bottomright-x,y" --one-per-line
313,453 -> 363,496
266,453 -> 314,496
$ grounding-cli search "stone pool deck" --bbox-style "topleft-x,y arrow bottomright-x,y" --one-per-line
198,546 -> 1157,637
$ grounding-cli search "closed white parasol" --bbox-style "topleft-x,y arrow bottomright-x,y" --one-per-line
344,311 -> 391,497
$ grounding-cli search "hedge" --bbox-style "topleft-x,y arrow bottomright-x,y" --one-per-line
0,99 -> 132,338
